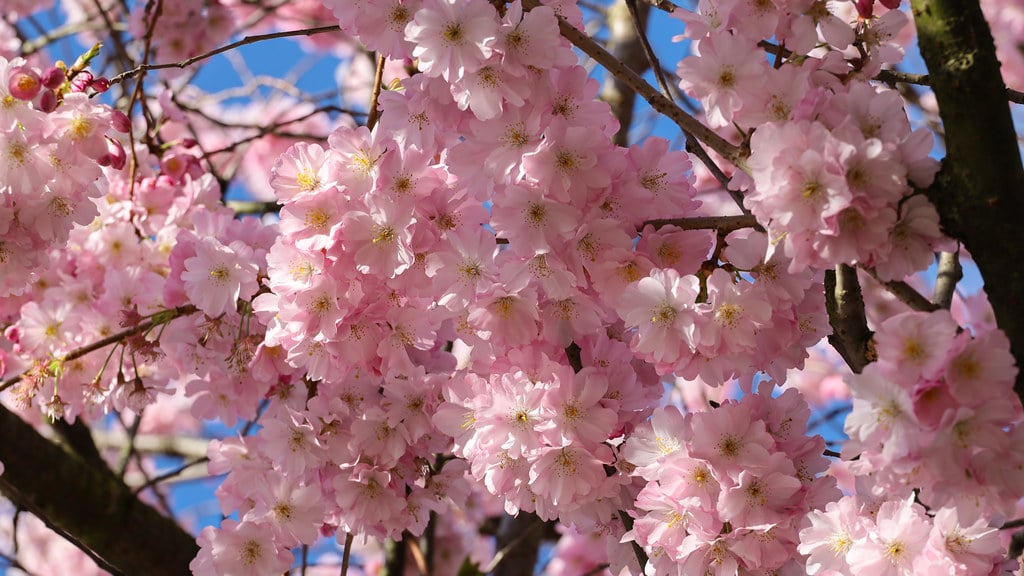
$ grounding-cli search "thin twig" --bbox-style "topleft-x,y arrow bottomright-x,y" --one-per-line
365,53 -> 386,130
20,20 -> 117,56
407,538 -> 428,575
109,25 -> 343,86
340,532 -> 354,576
620,0 -> 746,206
88,0 -> 133,72
133,457 -> 209,496
117,411 -> 143,479
624,0 -> 672,101
807,401 -> 852,431
126,0 -> 164,200
1002,518 -> 1024,530
226,200 -> 281,214
861,267 -> 940,312
0,306 -> 197,394
203,130 -> 321,157
618,510 -> 649,569
482,518 -> 547,573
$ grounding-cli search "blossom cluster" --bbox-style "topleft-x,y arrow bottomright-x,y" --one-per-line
842,309 -> 1024,518
676,2 -> 944,279
435,342 -> 661,523
799,491 -> 1011,575
1,139 -> 238,422
615,228 -> 830,385
0,55 -> 124,296
622,385 -> 839,574
3,0 -> 1024,574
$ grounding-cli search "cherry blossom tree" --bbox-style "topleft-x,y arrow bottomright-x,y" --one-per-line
1,0 -> 1023,574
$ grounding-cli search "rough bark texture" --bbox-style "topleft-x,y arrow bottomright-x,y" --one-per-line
825,266 -> 872,374
911,0 -> 1024,397
0,405 -> 199,576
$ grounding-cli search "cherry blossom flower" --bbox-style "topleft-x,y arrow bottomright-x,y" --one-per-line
181,238 -> 259,317
405,0 -> 498,82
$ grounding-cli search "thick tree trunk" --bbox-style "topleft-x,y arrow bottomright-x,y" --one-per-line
911,0 -> 1024,398
0,405 -> 198,576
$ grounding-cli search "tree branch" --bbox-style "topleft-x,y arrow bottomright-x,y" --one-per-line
109,25 -> 343,86
643,214 -> 760,232
600,0 -> 649,147
825,265 -> 873,373
524,0 -> 748,168
911,0 -> 1024,397
861,267 -> 940,313
0,405 -> 198,575
366,53 -> 386,131
874,69 -> 1024,104
932,251 -> 962,309
0,305 -> 197,394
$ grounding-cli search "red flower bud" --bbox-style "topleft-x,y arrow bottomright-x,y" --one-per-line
41,67 -> 65,89
38,90 -> 58,113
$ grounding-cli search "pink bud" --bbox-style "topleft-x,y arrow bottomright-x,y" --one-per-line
3,324 -> 20,345
41,67 -> 65,89
111,109 -> 131,133
855,0 -> 874,18
8,67 -> 41,100
90,77 -> 110,93
38,90 -> 58,113
70,71 -> 93,92
104,137 -> 127,170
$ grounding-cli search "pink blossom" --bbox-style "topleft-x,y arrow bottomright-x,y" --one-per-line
798,496 -> 866,575
846,495 -> 930,576
269,141 -> 340,202
689,400 -> 775,475
181,238 -> 259,317
405,0 -> 498,82
496,3 -> 573,74
198,519 -> 292,576
676,32 -> 768,127
873,310 -> 957,386
616,268 -> 699,367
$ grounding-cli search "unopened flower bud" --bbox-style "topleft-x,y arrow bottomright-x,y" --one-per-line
90,77 -> 110,93
855,0 -> 873,18
104,137 -> 127,170
38,90 -> 58,113
41,67 -> 65,89
111,109 -> 131,133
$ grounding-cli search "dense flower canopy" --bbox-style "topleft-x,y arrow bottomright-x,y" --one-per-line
1,0 -> 1024,575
